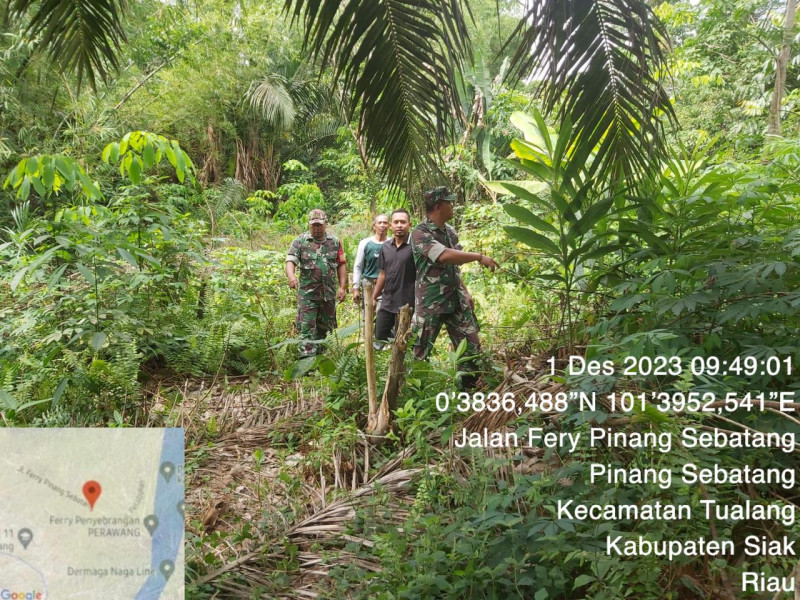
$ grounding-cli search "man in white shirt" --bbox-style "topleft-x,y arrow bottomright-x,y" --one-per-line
352,214 -> 389,303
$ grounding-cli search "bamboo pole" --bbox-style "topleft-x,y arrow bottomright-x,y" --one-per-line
381,304 -> 413,413
368,304 -> 413,437
362,282 -> 379,430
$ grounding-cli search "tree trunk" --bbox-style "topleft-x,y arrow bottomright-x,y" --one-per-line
767,0 -> 797,136
363,282 -> 380,434
380,305 -> 413,414
367,304 -> 413,438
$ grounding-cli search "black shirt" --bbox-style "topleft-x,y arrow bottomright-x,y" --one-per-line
377,237 -> 415,313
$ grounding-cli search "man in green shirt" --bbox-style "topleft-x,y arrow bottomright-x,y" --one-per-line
286,209 -> 347,357
410,187 -> 498,385
352,214 -> 389,304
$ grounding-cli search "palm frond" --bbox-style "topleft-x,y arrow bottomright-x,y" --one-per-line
289,78 -> 333,122
247,75 -> 297,132
286,114 -> 343,158
283,0 -> 473,189
506,0 -> 676,181
11,0 -> 127,89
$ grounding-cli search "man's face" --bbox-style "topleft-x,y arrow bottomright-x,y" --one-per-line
391,213 -> 410,238
309,222 -> 326,239
374,216 -> 389,236
436,200 -> 453,221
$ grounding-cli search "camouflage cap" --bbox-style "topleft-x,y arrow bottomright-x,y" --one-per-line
424,186 -> 457,211
308,209 -> 327,224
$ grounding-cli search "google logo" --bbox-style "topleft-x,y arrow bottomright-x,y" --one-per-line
0,590 -> 44,599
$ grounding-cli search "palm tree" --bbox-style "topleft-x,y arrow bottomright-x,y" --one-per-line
7,0 -> 128,90
10,0 -> 675,187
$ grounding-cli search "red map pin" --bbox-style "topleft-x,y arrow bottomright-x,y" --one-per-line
82,480 -> 102,510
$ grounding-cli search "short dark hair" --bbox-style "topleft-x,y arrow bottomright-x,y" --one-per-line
390,208 -> 411,221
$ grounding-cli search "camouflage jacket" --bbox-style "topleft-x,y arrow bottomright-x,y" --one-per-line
410,219 -> 470,316
286,232 -> 345,303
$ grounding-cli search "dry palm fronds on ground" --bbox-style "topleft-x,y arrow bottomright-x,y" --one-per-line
195,464 -> 421,598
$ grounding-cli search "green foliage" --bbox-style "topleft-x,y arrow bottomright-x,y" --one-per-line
103,131 -> 195,184
273,182 -> 326,227
0,182 -> 205,423
9,0 -> 128,89
589,137 -> 800,387
493,109 -> 625,350
3,154 -> 101,201
656,0 -> 798,147
245,189 -> 278,217
506,0 -> 676,180
3,131 -> 195,207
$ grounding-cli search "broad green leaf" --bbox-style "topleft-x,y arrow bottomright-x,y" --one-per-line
501,182 -> 553,212
12,398 -> 52,412
31,176 -> 46,196
335,322 -> 360,339
42,162 -> 55,189
19,177 -> 30,200
10,266 -> 28,291
483,179 -> 547,197
511,111 -> 551,153
317,356 -> 336,375
121,153 -> 131,178
47,264 -> 69,291
548,188 -> 573,221
165,145 -> 177,167
503,203 -> 558,235
510,138 -> 548,162
76,262 -> 95,285
174,145 -> 186,183
143,143 -> 155,168
117,247 -> 139,269
120,132 -> 131,155
287,356 -> 317,380
506,156 -> 552,182
52,377 -> 69,406
136,251 -> 159,265
129,156 -> 142,184
25,157 -> 38,176
90,331 -> 107,351
505,226 -> 561,256
580,243 -> 624,263
0,390 -> 18,410
570,197 -> 614,240
552,114 -> 573,167
573,574 -> 596,588
476,126 -> 493,176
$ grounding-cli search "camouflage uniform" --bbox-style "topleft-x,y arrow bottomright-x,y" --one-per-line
410,218 -> 480,361
287,232 -> 346,357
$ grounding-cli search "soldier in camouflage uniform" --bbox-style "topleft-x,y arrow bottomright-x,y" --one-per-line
285,209 -> 348,357
411,186 -> 498,385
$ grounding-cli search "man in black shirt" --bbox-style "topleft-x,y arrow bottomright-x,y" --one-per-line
372,209 -> 415,346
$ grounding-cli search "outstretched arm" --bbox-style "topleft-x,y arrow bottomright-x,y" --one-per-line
437,249 -> 498,271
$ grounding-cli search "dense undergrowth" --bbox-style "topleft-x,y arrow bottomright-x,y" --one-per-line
2,120 -> 800,598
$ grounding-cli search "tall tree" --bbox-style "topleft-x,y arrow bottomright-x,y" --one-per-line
767,0 -> 797,136
10,0 -> 677,187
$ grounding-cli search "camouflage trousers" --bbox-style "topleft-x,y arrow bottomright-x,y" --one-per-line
411,309 -> 481,362
295,296 -> 337,358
